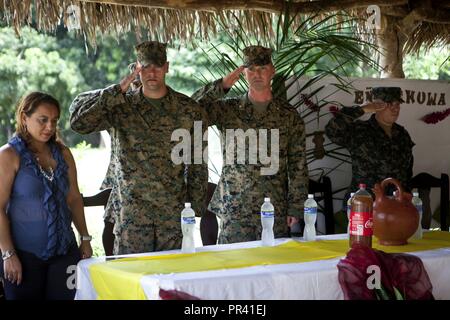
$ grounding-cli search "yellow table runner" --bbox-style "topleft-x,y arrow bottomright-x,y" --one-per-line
89,231 -> 450,300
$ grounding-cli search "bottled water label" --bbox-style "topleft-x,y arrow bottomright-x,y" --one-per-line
416,205 -> 423,213
182,217 -> 196,224
261,210 -> 274,218
304,207 -> 317,214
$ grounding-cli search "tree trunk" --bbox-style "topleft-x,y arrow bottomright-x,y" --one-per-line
377,14 -> 406,78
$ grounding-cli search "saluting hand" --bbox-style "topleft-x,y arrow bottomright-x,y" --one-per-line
222,65 -> 245,90
119,62 -> 142,93
361,101 -> 386,113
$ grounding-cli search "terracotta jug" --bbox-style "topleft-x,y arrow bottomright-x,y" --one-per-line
373,177 -> 419,245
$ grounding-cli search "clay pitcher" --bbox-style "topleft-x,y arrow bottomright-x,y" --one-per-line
373,178 -> 419,245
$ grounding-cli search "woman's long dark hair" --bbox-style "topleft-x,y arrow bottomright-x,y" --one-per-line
15,92 -> 64,148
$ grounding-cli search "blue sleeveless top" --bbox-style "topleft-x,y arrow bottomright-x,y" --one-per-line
7,136 -> 76,260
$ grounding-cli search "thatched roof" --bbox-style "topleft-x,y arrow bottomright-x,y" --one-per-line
1,0 -> 449,53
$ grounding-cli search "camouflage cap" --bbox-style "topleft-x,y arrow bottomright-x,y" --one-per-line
135,41 -> 167,67
242,45 -> 273,67
372,87 -> 405,103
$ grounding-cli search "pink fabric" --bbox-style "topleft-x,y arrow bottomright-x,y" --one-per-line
337,245 -> 434,300
159,288 -> 201,300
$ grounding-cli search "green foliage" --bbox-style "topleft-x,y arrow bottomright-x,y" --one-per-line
166,44 -> 216,96
74,140 -> 92,151
375,285 -> 405,300
404,47 -> 450,80
0,27 -> 86,145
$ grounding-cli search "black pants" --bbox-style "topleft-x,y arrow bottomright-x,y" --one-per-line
0,245 -> 81,300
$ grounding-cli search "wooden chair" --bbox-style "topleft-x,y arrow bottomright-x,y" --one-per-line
82,188 -> 113,256
308,176 -> 335,234
410,172 -> 449,231
0,279 -> 4,301
200,182 -> 219,246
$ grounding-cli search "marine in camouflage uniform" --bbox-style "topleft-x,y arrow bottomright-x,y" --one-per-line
325,86 -> 414,197
192,46 -> 309,244
70,41 -> 208,254
101,62 -> 141,227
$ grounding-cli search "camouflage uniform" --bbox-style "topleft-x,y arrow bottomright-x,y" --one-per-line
325,87 -> 414,197
192,46 -> 308,244
101,63 -> 142,225
100,133 -> 120,225
70,41 -> 208,254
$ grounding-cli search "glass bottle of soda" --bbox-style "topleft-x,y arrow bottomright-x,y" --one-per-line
349,183 -> 373,248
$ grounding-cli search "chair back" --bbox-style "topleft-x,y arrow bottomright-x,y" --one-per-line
200,182 -> 219,245
410,173 -> 449,231
308,176 -> 335,234
82,188 -> 113,255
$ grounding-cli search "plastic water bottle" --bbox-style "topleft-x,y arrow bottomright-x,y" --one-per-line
411,191 -> 423,239
181,203 -> 196,253
261,197 -> 275,246
304,194 -> 318,241
347,192 -> 356,237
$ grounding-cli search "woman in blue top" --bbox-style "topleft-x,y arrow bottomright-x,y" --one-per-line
0,92 -> 92,300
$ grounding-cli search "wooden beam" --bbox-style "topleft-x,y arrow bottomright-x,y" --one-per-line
383,1 -> 450,23
79,0 -> 409,14
411,7 -> 450,24
380,5 -> 410,18
378,14 -> 406,78
434,0 -> 450,8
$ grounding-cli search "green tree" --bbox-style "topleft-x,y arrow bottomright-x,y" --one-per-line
404,47 -> 450,80
0,27 -> 86,145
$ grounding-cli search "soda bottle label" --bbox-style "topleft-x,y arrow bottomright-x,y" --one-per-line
261,210 -> 274,218
182,217 -> 196,224
304,207 -> 317,215
349,211 -> 373,236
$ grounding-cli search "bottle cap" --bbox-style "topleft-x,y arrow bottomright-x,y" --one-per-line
264,197 -> 270,202
413,192 -> 419,197
358,183 -> 366,189
308,194 -> 314,199
184,202 -> 191,208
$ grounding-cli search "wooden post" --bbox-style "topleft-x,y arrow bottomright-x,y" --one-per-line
377,14 -> 406,78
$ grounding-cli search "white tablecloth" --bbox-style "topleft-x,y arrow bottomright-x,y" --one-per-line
75,234 -> 450,300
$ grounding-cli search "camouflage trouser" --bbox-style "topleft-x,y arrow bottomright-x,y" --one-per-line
113,201 -> 182,255
103,189 -> 120,224
217,210 -> 289,244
